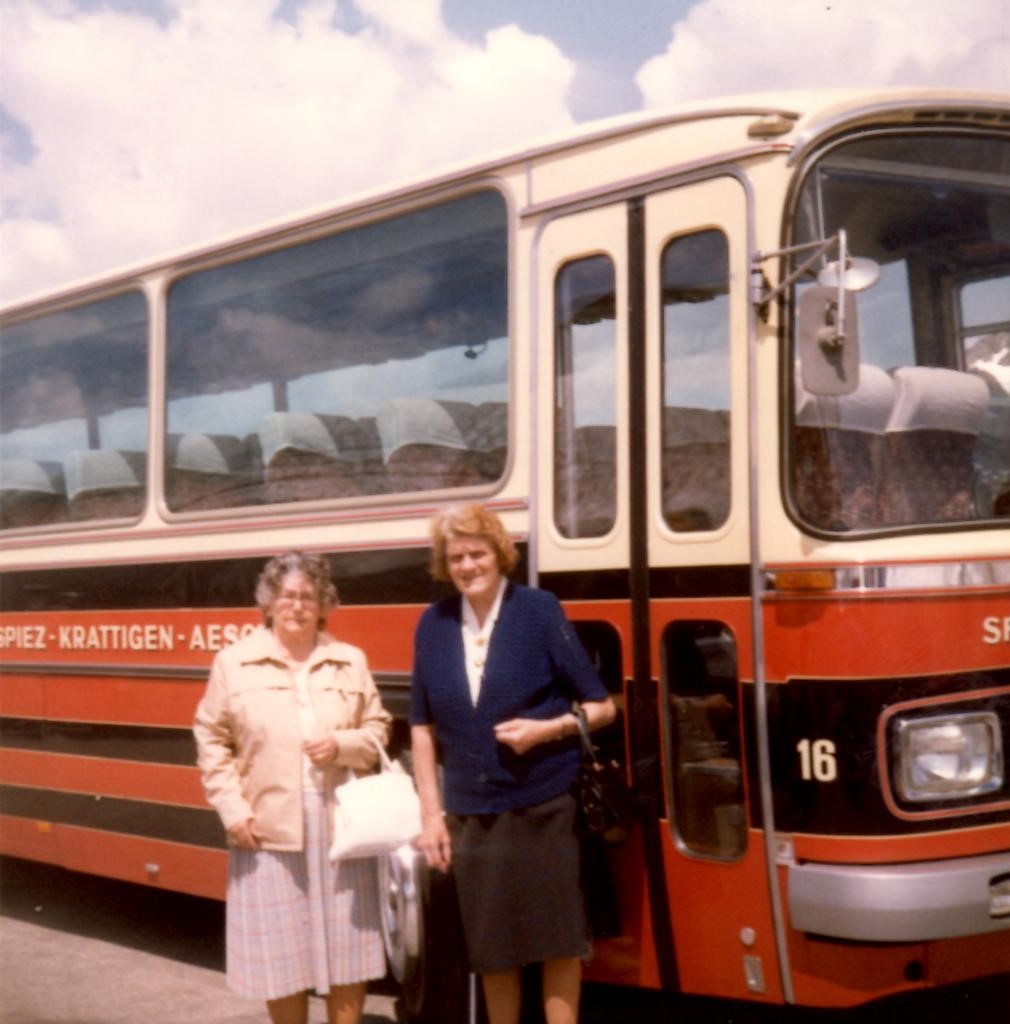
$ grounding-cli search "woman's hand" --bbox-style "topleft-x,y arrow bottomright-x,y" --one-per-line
493,717 -> 557,755
227,818 -> 261,851
303,730 -> 339,767
417,815 -> 452,874
411,723 -> 451,872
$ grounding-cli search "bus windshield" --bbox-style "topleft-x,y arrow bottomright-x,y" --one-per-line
789,133 -> 1010,533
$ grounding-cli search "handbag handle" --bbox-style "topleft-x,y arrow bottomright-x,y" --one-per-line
364,732 -> 396,773
571,702 -> 600,764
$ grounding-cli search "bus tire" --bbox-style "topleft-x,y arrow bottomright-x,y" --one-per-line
378,844 -> 422,988
378,845 -> 480,1024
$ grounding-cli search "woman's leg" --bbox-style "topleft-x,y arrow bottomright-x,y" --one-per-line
325,981 -> 368,1024
543,957 -> 582,1024
266,991 -> 309,1024
482,967 -> 522,1024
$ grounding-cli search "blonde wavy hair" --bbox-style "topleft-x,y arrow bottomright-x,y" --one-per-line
429,504 -> 518,582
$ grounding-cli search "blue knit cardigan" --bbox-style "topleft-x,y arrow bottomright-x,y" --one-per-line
410,582 -> 608,815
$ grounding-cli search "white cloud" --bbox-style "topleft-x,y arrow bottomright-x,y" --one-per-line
637,0 -> 1010,106
3,0 -> 1007,306
354,0 -> 445,46
0,0 -> 574,303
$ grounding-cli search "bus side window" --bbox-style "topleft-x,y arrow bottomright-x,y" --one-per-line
553,255 -> 618,539
663,620 -> 746,859
660,230 -> 731,532
0,292 -> 149,530
165,189 -> 509,513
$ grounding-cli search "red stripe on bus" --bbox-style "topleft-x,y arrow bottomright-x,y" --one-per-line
792,821 -> 1010,864
0,748 -> 207,807
764,591 -> 1010,679
0,605 -> 425,672
1,672 -> 206,728
0,675 -> 47,717
0,814 -> 226,900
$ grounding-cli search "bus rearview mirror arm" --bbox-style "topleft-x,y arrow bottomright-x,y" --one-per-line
752,230 -> 881,396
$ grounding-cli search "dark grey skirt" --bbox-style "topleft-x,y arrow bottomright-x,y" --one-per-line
447,791 -> 591,974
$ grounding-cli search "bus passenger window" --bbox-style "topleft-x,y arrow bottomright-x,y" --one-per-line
165,189 -> 509,512
663,621 -> 746,859
0,292 -> 148,529
660,231 -> 731,532
553,255 -> 617,539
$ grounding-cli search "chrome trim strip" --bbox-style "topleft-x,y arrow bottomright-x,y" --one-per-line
0,662 -> 207,680
745,175 -> 795,1000
789,852 -> 1010,941
0,663 -> 411,691
766,559 -> 1010,593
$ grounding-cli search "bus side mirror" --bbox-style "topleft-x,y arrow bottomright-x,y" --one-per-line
798,286 -> 860,395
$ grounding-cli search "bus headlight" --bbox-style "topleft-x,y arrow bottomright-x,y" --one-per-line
895,712 -> 1003,802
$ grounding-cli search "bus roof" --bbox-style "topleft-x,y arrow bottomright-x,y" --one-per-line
2,86 -> 1007,317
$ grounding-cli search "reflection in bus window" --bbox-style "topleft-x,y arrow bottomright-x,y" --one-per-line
661,230 -> 731,532
0,292 -> 148,529
961,274 -> 1010,518
791,135 -> 1010,531
664,621 -> 745,859
553,255 -> 617,539
165,190 -> 509,512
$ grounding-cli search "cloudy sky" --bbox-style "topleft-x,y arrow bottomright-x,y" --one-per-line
2,0 -> 1007,305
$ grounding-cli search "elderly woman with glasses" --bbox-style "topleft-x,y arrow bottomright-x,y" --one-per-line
194,551 -> 391,1024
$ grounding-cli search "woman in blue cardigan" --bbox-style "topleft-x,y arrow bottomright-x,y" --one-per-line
410,504 -> 616,1024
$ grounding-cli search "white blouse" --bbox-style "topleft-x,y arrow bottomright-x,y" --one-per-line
460,579 -> 507,706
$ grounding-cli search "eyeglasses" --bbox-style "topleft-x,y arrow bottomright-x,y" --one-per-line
276,590 -> 319,606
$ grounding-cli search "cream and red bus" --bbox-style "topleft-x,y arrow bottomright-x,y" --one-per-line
1,88 -> 1008,1018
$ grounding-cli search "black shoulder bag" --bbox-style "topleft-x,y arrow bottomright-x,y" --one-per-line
571,702 -> 636,845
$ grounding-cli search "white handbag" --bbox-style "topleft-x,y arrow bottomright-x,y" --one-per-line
328,736 -> 422,861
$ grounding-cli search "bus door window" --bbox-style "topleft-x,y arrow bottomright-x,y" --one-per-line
790,134 -> 1010,532
660,230 -> 731,533
0,292 -> 148,528
663,620 -> 746,859
553,255 -> 617,539
164,189 -> 509,513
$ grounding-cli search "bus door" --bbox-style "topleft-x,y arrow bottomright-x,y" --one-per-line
534,201 -> 653,987
534,176 -> 785,1000
640,176 -> 786,1003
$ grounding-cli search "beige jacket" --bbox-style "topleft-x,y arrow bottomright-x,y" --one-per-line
193,625 -> 392,851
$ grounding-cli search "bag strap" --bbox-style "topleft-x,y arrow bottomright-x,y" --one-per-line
571,702 -> 600,764
365,732 -> 395,772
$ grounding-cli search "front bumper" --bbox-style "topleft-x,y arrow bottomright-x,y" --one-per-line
789,851 -> 1010,941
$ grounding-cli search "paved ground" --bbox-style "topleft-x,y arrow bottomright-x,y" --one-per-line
0,857 -> 397,1024
1,914 -> 400,1024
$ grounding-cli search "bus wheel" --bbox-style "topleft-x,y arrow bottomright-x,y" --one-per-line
380,846 -> 479,1024
378,844 -> 421,987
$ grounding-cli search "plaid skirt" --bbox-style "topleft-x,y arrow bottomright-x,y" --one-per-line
226,788 -> 386,1001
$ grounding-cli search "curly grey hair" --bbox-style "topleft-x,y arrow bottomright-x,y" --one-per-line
255,551 -> 338,629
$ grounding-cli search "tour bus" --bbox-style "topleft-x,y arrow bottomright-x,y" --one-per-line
1,88 -> 1008,1018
